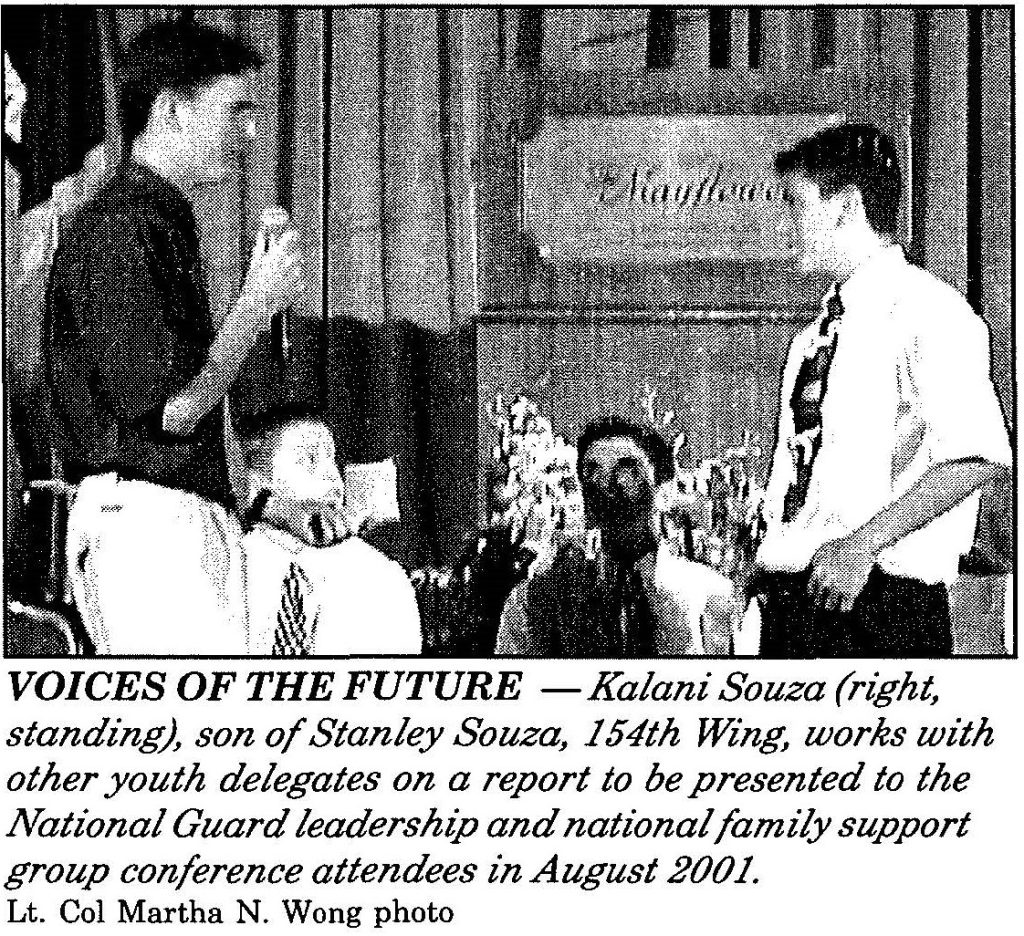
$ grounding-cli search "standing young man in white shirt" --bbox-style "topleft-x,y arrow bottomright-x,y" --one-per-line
753,123 -> 1011,657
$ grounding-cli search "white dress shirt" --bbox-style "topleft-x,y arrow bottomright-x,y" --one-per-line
758,245 -> 1011,585
244,525 -> 422,655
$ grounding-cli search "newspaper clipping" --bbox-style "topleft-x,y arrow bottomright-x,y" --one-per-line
2,6 -> 1019,934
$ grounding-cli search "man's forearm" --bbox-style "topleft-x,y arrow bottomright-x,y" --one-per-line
855,459 -> 1008,555
162,295 -> 267,436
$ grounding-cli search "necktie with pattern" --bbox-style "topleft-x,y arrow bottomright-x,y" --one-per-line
272,562 -> 317,656
614,561 -> 657,656
782,289 -> 845,522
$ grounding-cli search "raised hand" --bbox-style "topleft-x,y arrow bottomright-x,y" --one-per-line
261,492 -> 356,548
240,208 -> 305,317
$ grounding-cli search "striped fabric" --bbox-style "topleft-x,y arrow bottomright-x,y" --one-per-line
782,290 -> 845,523
271,562 -> 318,656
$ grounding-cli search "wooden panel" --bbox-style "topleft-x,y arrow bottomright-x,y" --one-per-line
760,8 -> 789,74
835,9 -> 869,73
675,8 -> 711,71
446,10 -> 492,327
878,8 -> 914,85
924,8 -> 969,292
463,8 -> 504,75
113,8 -> 159,45
477,74 -> 520,309
542,8 -> 648,72
783,7 -> 812,71
730,9 -> 750,71
99,12 -> 123,163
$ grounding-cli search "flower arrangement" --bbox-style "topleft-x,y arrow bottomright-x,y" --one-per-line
410,524 -> 535,657
639,382 -> 768,580
657,432 -> 768,578
485,394 -> 585,553
409,385 -> 768,654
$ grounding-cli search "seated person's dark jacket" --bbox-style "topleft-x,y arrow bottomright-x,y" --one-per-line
45,162 -> 231,508
525,538 -> 657,658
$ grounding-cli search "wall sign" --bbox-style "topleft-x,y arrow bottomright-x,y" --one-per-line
523,114 -> 845,264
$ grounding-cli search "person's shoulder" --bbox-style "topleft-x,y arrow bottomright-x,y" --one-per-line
338,536 -> 413,584
58,176 -> 153,256
526,538 -> 589,600
783,319 -> 821,366
789,298 -> 833,347
899,260 -> 967,304
654,546 -> 733,599
889,260 -> 987,342
893,260 -> 974,318
242,522 -> 304,557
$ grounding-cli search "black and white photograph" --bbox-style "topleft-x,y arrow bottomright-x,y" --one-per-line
3,5 -> 1015,659
1,8 -> 1021,934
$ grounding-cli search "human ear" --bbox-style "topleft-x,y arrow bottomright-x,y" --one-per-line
835,185 -> 864,227
149,89 -> 182,135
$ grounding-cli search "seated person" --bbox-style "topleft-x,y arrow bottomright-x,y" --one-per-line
238,407 -> 422,655
496,417 -> 734,657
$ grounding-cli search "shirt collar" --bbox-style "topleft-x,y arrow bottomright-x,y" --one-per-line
826,243 -> 907,317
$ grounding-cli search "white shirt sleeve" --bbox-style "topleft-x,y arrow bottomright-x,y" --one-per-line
903,300 -> 1012,469
494,580 -> 534,655
651,547 -> 734,656
320,539 -> 422,655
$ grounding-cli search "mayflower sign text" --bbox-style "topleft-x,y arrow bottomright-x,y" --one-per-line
524,113 -> 843,263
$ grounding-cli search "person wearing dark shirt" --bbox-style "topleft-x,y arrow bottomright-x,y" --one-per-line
47,161 -> 231,506
496,418 -> 734,657
45,22 -> 347,652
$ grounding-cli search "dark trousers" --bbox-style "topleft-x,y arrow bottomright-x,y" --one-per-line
757,566 -> 952,658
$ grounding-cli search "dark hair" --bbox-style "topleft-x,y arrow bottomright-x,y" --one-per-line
117,20 -> 263,145
576,417 -> 674,486
236,404 -> 329,475
774,123 -> 901,237
235,403 -> 325,444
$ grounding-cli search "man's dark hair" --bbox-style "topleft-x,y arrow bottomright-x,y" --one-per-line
774,123 -> 901,237
576,417 -> 674,486
117,20 -> 263,145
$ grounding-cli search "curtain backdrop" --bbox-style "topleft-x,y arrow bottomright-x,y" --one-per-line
322,9 -> 480,567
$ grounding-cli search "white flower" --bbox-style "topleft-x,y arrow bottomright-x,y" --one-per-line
530,415 -> 554,438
